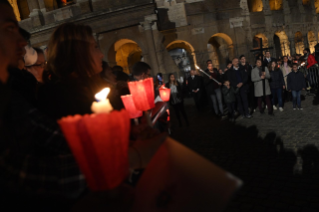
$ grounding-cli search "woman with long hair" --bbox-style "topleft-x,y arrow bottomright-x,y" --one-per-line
38,23 -> 105,119
268,61 -> 285,112
165,73 -> 189,127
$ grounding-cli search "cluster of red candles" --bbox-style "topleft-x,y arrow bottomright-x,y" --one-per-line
58,77 -> 171,191
121,78 -> 171,120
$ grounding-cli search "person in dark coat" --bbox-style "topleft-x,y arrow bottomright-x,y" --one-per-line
226,58 -> 251,118
263,51 -> 276,67
187,69 -> 203,111
204,63 -> 223,116
269,61 -> 285,112
239,55 -> 254,111
287,63 -> 307,110
165,73 -> 189,127
222,80 -> 238,122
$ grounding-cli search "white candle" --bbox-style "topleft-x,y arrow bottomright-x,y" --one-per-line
91,88 -> 113,114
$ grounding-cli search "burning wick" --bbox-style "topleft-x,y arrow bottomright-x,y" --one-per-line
91,88 -> 113,114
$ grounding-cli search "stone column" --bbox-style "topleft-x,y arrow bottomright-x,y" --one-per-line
38,0 -> 46,12
140,15 -> 159,76
27,0 -> 44,27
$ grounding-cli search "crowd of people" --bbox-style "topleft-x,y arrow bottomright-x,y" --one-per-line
183,48 -> 317,122
0,1 -> 170,210
0,0 -> 319,209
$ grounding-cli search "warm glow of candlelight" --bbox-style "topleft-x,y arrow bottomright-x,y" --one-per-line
95,88 -> 110,101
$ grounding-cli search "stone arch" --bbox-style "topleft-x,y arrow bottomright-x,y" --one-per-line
308,31 -> 317,53
253,33 -> 269,49
207,33 -> 234,69
294,31 -> 304,55
303,0 -> 310,5
269,0 -> 283,10
108,39 -> 143,74
274,31 -> 290,57
165,40 -> 197,77
247,0 -> 263,12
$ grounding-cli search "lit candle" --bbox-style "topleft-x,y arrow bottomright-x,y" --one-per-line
91,88 -> 113,114
159,86 -> 171,102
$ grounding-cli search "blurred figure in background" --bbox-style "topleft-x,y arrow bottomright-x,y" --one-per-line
166,73 -> 189,127
187,69 -> 203,112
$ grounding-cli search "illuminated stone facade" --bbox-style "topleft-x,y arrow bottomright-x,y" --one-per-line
15,0 -> 319,77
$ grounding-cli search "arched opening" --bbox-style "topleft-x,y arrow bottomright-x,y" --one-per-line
247,0 -> 263,12
55,0 -> 74,8
207,33 -> 234,69
108,39 -> 143,74
274,31 -> 291,57
308,31 -> 317,53
295,32 -> 304,55
269,0 -> 283,10
17,0 -> 29,20
303,0 -> 310,5
253,33 -> 269,49
43,0 -> 59,11
166,41 -> 196,77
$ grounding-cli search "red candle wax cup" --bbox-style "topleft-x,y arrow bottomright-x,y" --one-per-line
121,94 -> 143,119
159,86 -> 171,102
58,110 -> 130,191
128,78 -> 155,111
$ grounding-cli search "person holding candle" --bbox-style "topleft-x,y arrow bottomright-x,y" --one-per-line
165,73 -> 189,127
204,63 -> 224,117
37,23 -> 108,119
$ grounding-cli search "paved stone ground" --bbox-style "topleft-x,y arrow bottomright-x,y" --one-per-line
170,95 -> 319,212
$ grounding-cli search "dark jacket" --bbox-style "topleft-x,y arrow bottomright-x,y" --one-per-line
222,85 -> 239,104
240,63 -> 253,79
226,66 -> 248,89
287,71 -> 306,91
263,57 -> 276,67
187,75 -> 202,92
203,69 -> 222,95
269,68 -> 285,89
38,76 -> 107,120
8,68 -> 39,107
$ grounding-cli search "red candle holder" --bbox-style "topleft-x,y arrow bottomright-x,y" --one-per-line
159,86 -> 171,102
58,110 -> 130,191
128,78 -> 155,111
121,94 -> 143,119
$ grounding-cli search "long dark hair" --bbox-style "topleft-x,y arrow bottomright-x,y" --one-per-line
168,73 -> 178,86
47,23 -> 96,81
268,61 -> 278,71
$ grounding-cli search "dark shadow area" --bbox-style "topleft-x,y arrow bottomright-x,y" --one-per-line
170,103 -> 319,211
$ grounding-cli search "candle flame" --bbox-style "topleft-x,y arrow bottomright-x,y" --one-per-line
95,88 -> 110,101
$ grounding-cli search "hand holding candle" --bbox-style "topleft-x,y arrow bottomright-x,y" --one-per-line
91,88 -> 113,114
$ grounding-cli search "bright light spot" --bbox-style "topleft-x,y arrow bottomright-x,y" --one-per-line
95,88 -> 110,101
